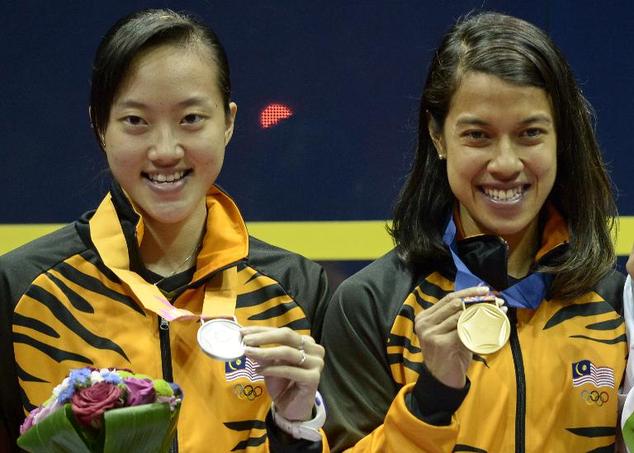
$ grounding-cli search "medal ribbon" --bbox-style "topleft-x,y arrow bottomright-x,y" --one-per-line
89,194 -> 238,322
442,217 -> 552,310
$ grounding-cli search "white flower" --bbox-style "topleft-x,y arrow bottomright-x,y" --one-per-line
90,370 -> 104,384
52,377 -> 70,398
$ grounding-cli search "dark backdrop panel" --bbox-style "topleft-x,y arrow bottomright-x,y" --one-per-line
2,1 -> 632,225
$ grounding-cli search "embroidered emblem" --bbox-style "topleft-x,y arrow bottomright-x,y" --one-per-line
225,356 -> 264,382
580,390 -> 609,407
572,360 -> 615,388
233,383 -> 263,401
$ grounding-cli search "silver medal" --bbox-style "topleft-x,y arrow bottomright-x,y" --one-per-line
197,318 -> 245,361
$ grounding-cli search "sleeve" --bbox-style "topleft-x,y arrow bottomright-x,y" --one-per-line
319,277 -> 465,452
620,276 -> 634,452
246,237 -> 332,341
0,256 -> 28,453
304,263 -> 331,343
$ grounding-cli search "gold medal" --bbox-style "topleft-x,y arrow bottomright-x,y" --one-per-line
457,296 -> 510,355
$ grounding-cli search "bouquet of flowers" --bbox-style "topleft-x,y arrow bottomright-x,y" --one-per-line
17,367 -> 182,453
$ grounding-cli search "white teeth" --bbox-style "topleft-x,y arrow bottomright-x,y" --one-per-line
147,171 -> 185,183
483,186 -> 523,201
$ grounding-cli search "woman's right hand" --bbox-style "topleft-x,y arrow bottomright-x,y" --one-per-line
414,286 -> 490,389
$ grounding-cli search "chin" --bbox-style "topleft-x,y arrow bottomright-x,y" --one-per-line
141,205 -> 194,226
482,219 -> 533,239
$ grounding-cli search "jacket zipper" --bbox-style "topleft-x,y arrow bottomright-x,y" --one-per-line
508,309 -> 525,452
159,316 -> 179,453
154,261 -> 244,452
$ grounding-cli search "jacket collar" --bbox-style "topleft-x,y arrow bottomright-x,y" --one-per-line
454,204 -> 569,291
98,182 -> 249,283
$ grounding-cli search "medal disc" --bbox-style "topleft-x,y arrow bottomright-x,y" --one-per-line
457,302 -> 510,355
197,318 -> 245,361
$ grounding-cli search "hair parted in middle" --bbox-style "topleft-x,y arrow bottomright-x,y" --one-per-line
390,11 -> 617,299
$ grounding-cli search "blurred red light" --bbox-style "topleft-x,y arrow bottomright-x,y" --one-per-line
260,103 -> 293,128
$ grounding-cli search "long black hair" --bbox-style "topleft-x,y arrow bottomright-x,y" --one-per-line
390,12 -> 617,299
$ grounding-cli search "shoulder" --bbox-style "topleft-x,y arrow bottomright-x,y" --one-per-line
592,268 -> 626,315
335,249 -> 416,303
247,236 -> 326,290
0,223 -> 87,305
246,236 -> 330,322
327,249 -> 420,327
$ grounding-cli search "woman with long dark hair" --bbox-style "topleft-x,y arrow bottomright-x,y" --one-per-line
320,12 -> 625,452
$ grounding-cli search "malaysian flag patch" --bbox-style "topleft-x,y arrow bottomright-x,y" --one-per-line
225,356 -> 264,382
572,360 -> 615,388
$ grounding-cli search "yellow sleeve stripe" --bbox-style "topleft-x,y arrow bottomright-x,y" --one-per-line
1,217 -> 633,260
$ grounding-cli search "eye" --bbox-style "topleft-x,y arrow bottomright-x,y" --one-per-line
122,115 -> 147,126
181,114 -> 205,125
460,129 -> 491,146
522,128 -> 544,138
465,130 -> 487,140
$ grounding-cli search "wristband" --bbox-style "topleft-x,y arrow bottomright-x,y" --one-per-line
270,391 -> 326,442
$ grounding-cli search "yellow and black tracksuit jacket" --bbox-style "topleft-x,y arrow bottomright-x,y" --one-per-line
320,210 -> 626,452
0,183 -> 330,452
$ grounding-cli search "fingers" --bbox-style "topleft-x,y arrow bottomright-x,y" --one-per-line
244,343 -> 324,369
241,327 -> 321,353
415,286 -> 490,330
241,326 -> 324,372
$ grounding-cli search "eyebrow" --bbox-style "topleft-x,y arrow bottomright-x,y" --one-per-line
114,96 -> 214,110
455,113 -> 553,127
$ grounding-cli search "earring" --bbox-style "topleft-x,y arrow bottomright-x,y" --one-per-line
438,153 -> 446,160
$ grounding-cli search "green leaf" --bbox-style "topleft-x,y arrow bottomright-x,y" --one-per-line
623,411 -> 634,449
152,379 -> 173,397
159,408 -> 181,453
102,403 -> 176,453
17,405 -> 93,453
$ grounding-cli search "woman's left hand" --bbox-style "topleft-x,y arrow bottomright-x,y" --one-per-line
241,326 -> 324,421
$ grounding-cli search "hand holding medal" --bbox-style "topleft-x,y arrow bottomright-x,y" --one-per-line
415,286 -> 497,389
241,326 -> 325,422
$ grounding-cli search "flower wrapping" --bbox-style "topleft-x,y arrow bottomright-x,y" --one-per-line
17,367 -> 182,453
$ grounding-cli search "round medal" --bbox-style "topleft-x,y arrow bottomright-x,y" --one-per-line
197,318 -> 245,361
457,300 -> 510,355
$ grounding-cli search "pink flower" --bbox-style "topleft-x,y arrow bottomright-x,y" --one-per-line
124,377 -> 156,406
19,407 -> 41,434
71,382 -> 122,428
20,400 -> 62,434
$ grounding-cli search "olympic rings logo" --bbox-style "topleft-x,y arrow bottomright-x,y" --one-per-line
233,384 -> 263,401
580,390 -> 609,406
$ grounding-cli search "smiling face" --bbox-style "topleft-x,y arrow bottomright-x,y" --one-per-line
430,71 -> 557,243
103,44 -> 237,228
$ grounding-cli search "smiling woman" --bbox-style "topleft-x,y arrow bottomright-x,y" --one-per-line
434,72 -> 558,277
319,11 -> 627,452
0,9 -> 329,453
101,44 -> 236,276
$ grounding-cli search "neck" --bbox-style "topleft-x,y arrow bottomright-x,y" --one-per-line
503,222 -> 539,279
139,202 -> 207,277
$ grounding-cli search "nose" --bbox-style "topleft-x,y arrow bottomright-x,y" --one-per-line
487,138 -> 523,180
147,126 -> 184,164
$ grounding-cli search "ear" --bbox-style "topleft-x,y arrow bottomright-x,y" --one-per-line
426,112 -> 446,160
88,106 -> 106,150
224,102 -> 238,146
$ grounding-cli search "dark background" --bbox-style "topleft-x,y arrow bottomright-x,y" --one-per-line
2,1 -> 633,282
